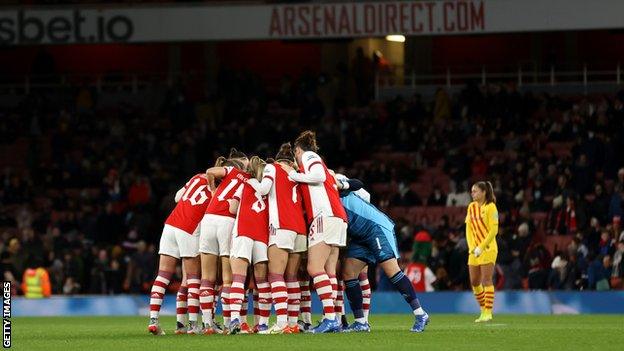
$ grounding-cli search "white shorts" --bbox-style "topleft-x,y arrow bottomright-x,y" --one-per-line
230,236 -> 268,265
308,216 -> 347,248
158,224 -> 199,259
199,214 -> 235,256
269,229 -> 308,253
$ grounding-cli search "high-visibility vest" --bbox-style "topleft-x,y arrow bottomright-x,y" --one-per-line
22,268 -> 51,298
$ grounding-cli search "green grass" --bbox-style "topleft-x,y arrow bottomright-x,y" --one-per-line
10,314 -> 624,351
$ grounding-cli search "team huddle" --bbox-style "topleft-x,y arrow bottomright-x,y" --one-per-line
147,130 -> 429,336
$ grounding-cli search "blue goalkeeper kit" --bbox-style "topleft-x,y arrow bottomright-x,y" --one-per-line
341,192 -> 399,264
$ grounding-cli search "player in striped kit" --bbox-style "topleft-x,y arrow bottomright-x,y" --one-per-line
289,131 -> 348,333
227,156 -> 271,335
466,181 -> 499,323
200,149 -> 250,334
148,173 -> 211,336
246,143 -> 308,334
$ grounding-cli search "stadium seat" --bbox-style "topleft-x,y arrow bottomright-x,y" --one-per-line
543,235 -> 574,255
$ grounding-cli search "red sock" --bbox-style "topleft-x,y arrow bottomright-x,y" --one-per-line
285,275 -> 301,327
199,279 -> 215,326
176,285 -> 188,326
229,274 -> 246,321
240,291 -> 249,323
221,286 -> 231,325
335,280 -> 344,316
300,280 -> 312,324
312,272 -> 335,320
256,279 -> 271,326
253,289 -> 260,325
359,272 -> 371,320
269,273 -> 288,327
149,270 -> 173,319
187,274 -> 200,323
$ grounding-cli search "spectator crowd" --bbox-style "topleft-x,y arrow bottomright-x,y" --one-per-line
1,67 -> 624,295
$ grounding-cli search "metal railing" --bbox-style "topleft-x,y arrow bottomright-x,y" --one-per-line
375,63 -> 623,99
0,71 -> 208,95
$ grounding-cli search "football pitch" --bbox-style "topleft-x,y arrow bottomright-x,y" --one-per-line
11,314 -> 624,351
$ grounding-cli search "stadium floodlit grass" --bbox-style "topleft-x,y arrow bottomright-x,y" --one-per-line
12,314 -> 624,351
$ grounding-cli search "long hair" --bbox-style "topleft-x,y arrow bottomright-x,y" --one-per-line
274,142 -> 296,168
215,156 -> 245,170
294,130 -> 319,153
229,147 -> 248,160
248,156 -> 267,181
474,181 -> 496,204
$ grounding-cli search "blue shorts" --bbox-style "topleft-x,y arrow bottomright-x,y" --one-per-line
346,225 -> 399,265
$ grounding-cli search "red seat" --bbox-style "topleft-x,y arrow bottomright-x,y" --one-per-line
543,235 -> 574,255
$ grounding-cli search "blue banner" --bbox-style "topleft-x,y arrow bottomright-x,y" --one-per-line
12,291 -> 624,317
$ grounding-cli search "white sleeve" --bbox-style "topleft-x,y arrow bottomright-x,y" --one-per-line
288,151 -> 326,184
255,164 -> 276,195
425,267 -> 436,292
174,186 -> 185,203
232,183 -> 244,201
355,188 -> 371,203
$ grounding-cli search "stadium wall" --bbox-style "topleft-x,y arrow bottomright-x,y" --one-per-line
13,292 -> 624,317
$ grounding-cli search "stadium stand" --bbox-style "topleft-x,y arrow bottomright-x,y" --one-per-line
1,66 -> 624,295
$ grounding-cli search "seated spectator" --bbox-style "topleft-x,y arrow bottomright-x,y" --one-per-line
446,182 -> 471,207
547,252 -> 577,290
598,230 -> 616,256
525,244 -> 552,290
591,184 -> 610,225
391,182 -> 420,206
549,195 -> 578,235
427,186 -> 447,206
611,240 -> 624,289
587,254 -> 612,290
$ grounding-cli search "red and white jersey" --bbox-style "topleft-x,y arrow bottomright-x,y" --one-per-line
405,263 -> 436,292
205,166 -> 250,218
165,174 -> 212,234
263,164 -> 307,235
232,182 -> 269,243
295,151 -> 347,224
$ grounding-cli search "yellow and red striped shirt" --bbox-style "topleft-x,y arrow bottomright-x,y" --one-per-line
465,201 -> 499,252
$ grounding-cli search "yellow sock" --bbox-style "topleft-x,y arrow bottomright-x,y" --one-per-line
483,285 -> 494,314
471,285 -> 485,312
